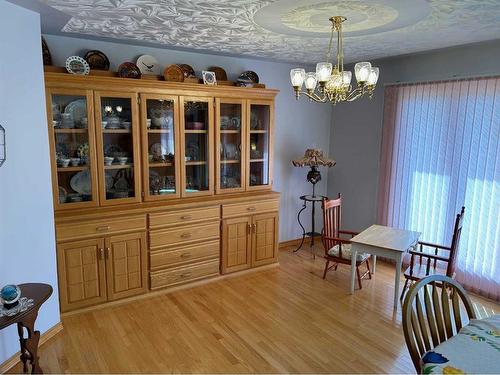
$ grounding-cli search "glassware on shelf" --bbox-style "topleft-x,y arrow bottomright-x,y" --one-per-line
52,93 -> 95,206
184,100 -> 210,192
99,96 -> 136,200
146,98 -> 177,197
218,102 -> 243,191
249,104 -> 270,187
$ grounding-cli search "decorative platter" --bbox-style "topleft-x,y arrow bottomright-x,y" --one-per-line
64,99 -> 87,125
65,56 -> 90,75
179,64 -> 195,78
137,55 -> 160,75
239,71 -> 259,83
70,170 -> 92,195
150,143 -> 167,159
208,66 -> 227,81
84,50 -> 110,70
163,65 -> 184,82
117,62 -> 141,79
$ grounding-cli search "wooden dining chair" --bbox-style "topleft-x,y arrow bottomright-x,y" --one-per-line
401,207 -> 465,299
321,194 -> 371,289
402,274 -> 476,373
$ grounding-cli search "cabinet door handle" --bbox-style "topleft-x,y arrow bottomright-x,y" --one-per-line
247,223 -> 251,234
180,252 -> 191,258
247,206 -> 256,211
252,224 -> 256,233
180,215 -> 193,220
98,248 -> 105,260
180,272 -> 191,278
96,225 -> 110,232
105,247 -> 110,259
180,233 -> 192,239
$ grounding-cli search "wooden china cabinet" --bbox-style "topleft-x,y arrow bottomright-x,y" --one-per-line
45,72 -> 279,313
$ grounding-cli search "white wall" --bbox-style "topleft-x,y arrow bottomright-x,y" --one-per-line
0,1 -> 60,364
327,39 -> 500,231
44,34 -> 334,241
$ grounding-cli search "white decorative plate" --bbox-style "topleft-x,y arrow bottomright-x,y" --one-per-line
137,55 -> 160,75
64,99 -> 87,124
70,169 -> 92,195
65,56 -> 90,75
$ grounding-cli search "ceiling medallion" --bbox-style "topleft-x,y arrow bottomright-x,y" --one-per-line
290,16 -> 379,105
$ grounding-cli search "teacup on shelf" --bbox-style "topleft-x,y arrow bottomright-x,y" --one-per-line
104,156 -> 114,166
121,121 -> 132,130
101,121 -> 108,129
58,158 -> 71,168
146,119 -> 152,129
116,156 -> 128,165
70,158 -> 80,167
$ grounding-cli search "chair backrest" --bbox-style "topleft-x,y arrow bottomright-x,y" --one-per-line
322,193 -> 342,257
446,206 -> 465,277
402,274 -> 476,373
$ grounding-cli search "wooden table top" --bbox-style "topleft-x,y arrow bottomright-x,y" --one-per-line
0,283 -> 52,329
351,224 -> 421,252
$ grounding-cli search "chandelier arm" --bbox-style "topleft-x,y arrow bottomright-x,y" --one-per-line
303,90 -> 327,103
346,88 -> 365,102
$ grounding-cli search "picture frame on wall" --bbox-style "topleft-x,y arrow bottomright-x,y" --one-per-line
202,70 -> 217,85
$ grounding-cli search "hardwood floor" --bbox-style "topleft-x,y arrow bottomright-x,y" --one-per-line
11,246 -> 499,373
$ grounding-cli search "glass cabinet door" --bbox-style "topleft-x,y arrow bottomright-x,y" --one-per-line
247,100 -> 273,189
94,92 -> 141,204
140,94 -> 180,200
48,89 -> 98,209
216,99 -> 246,193
180,97 -> 214,197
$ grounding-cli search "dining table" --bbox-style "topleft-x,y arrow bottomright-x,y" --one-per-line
349,224 -> 421,309
421,314 -> 500,374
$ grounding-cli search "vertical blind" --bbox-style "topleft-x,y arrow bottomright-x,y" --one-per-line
378,77 -> 499,301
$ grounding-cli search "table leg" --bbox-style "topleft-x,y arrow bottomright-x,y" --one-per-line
394,254 -> 402,310
293,202 -> 307,253
371,255 -> 377,274
17,310 -> 43,374
350,246 -> 357,294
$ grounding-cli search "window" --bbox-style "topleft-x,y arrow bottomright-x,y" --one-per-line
378,78 -> 499,300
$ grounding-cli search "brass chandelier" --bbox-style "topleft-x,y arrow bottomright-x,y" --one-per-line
290,16 -> 379,104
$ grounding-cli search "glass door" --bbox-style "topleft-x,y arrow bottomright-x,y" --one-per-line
215,98 -> 246,194
180,97 -> 214,197
140,94 -> 180,200
247,100 -> 273,190
94,92 -> 141,205
47,88 -> 98,209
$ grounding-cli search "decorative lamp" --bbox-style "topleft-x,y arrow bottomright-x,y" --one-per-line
292,149 -> 335,197
0,124 -> 5,167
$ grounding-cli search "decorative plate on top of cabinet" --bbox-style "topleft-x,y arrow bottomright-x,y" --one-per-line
65,56 -> 90,75
136,55 -> 160,75
163,64 -> 184,82
84,50 -> 110,71
179,64 -> 195,78
208,66 -> 227,81
117,62 -> 142,79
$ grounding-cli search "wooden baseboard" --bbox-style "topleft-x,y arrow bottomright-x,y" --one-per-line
279,238 -> 303,249
0,322 -> 63,374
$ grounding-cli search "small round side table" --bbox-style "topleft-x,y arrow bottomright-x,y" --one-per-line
294,194 -> 327,258
0,283 -> 53,374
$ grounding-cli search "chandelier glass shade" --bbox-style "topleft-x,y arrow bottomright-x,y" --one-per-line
290,16 -> 379,105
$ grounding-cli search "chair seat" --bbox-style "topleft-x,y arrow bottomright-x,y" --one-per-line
327,243 -> 370,262
404,263 -> 447,280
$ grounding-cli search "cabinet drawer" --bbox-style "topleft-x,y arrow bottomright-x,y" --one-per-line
57,215 -> 146,241
150,240 -> 220,270
150,259 -> 219,289
222,199 -> 279,218
149,206 -> 220,229
150,222 -> 220,249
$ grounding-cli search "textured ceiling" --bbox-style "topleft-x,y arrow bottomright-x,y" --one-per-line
37,0 -> 500,63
